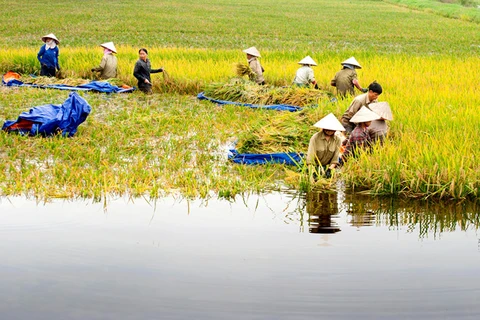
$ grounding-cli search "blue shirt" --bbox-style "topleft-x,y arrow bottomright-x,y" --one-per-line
37,45 -> 59,69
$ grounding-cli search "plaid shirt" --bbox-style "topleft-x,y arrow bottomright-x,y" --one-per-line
343,125 -> 372,158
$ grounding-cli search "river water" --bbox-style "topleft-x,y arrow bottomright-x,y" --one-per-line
0,192 -> 479,319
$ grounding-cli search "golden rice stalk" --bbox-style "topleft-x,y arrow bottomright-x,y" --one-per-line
236,63 -> 256,81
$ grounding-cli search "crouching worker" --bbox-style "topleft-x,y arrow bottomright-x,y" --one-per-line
91,42 -> 118,79
367,101 -> 393,144
293,56 -> 318,89
307,113 -> 346,180
342,107 -> 381,161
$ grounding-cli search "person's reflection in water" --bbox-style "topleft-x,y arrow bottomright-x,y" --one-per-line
306,192 -> 341,234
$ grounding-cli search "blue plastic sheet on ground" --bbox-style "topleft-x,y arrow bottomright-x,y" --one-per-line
197,92 -> 302,112
228,149 -> 304,165
3,78 -> 135,93
2,91 -> 91,137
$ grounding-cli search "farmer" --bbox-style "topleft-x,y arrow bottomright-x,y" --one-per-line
340,81 -> 383,134
342,106 -> 380,160
91,42 -> 118,79
330,57 -> 367,98
307,113 -> 346,179
243,46 -> 265,85
133,48 -> 163,94
37,33 -> 60,77
367,101 -> 393,143
293,55 -> 318,88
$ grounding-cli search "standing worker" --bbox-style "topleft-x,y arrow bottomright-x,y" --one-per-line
37,33 -> 60,77
91,42 -> 118,80
307,113 -> 346,179
340,81 -> 383,134
331,57 -> 366,97
133,48 -> 163,94
293,55 -> 318,88
243,46 -> 265,85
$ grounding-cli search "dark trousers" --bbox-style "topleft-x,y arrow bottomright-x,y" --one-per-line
40,65 -> 56,77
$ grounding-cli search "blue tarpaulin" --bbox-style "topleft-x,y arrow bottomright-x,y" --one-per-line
3,78 -> 135,93
2,91 -> 91,137
228,149 -> 304,165
197,92 -> 302,112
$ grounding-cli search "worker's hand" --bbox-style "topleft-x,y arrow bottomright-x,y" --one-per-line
361,88 -> 368,93
159,67 -> 164,72
144,79 -> 151,84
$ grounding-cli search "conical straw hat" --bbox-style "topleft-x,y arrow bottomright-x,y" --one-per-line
313,113 -> 345,131
341,57 -> 361,69
243,46 -> 261,57
368,102 -> 393,121
298,55 -> 317,66
41,33 -> 60,44
350,106 -> 381,123
100,42 -> 117,53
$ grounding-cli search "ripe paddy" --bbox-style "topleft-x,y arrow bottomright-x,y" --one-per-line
0,0 -> 479,200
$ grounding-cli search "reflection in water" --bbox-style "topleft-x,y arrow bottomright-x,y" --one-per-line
306,192 -> 340,234
301,191 -> 479,239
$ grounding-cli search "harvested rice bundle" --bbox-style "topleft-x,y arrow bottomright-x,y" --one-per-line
236,110 -> 317,153
20,75 -> 90,86
204,78 -> 332,107
236,63 -> 256,81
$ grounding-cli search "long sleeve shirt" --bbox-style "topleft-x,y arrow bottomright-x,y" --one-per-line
133,58 -> 162,85
306,131 -> 342,166
293,66 -> 316,85
92,54 -> 118,79
343,125 -> 372,158
248,57 -> 265,84
340,93 -> 377,128
37,45 -> 59,69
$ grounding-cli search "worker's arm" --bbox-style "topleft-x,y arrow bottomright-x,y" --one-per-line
353,79 -> 368,93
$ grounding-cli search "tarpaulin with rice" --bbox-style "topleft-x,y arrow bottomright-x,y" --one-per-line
2,72 -> 135,93
197,92 -> 302,112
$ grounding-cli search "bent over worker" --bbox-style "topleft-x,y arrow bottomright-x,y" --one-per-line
293,56 -> 318,88
307,113 -> 346,179
340,81 -> 383,134
331,57 -> 366,97
91,42 -> 118,79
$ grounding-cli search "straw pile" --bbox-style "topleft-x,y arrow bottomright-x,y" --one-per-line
20,75 -> 90,86
203,78 -> 332,107
236,110 -> 319,154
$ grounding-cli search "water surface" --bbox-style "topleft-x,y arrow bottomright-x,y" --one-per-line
0,193 -> 479,319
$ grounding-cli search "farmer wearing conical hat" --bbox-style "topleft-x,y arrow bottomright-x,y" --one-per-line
342,107 -> 381,160
340,81 -> 383,134
243,46 -> 265,85
37,33 -> 60,77
367,101 -> 393,144
91,42 -> 118,79
307,113 -> 346,179
330,57 -> 367,97
293,56 -> 318,88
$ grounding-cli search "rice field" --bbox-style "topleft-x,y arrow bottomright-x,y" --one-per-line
0,0 -> 479,200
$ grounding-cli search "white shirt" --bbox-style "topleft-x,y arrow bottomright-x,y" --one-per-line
293,66 -> 315,85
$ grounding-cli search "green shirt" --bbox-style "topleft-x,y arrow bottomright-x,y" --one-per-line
93,54 -> 118,79
306,131 -> 342,166
332,68 -> 357,97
